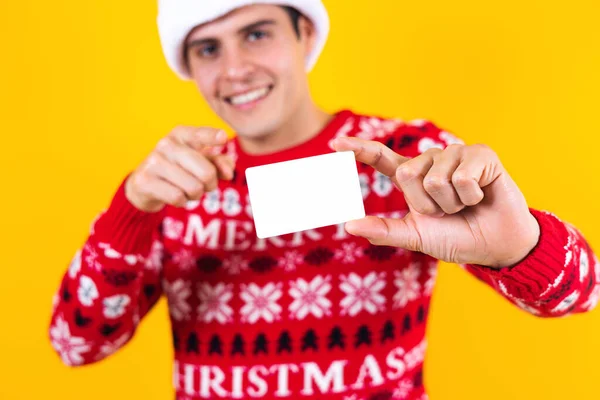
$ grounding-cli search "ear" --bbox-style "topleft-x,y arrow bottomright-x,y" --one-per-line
298,16 -> 317,60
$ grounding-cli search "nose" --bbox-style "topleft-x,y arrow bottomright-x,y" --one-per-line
221,46 -> 253,81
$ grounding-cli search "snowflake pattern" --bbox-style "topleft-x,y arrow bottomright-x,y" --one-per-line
77,275 -> 99,307
97,332 -> 131,359
171,249 -> 196,271
394,264 -> 421,308
50,315 -> 91,366
335,242 -> 363,264
163,279 -> 192,322
339,272 -> 387,316
240,282 -> 283,323
393,379 -> 414,399
222,188 -> 242,217
197,283 -> 234,324
278,251 -> 304,272
203,189 -> 221,214
84,244 -> 102,271
68,250 -> 82,278
356,117 -> 402,140
102,294 -> 131,319
372,171 -> 394,197
222,254 -> 249,275
163,217 -> 184,240
289,275 -> 332,320
145,240 -> 164,272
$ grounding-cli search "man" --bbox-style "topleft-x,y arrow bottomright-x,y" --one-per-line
49,1 -> 599,399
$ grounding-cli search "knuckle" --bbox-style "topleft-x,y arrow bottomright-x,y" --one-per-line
156,137 -> 173,153
464,191 -> 484,206
423,175 -> 449,193
170,125 -> 189,136
451,172 -> 472,188
396,164 -> 418,182
470,143 -> 494,156
424,148 -> 442,157
446,143 -> 464,152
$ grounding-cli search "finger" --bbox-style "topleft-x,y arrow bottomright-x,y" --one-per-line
144,178 -> 188,208
395,149 -> 444,216
148,153 -> 205,200
345,216 -> 422,251
156,137 -> 219,192
423,145 -> 465,214
210,154 -> 235,180
170,126 -> 228,150
451,147 -> 496,206
330,136 -> 409,179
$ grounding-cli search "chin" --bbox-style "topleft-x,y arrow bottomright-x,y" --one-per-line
223,110 -> 285,141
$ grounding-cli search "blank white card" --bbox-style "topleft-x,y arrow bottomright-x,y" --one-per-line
245,151 -> 366,239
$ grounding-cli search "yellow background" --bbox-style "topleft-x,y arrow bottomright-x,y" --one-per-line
1,0 -> 599,399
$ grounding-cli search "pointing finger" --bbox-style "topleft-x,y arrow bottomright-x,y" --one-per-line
330,136 -> 409,179
171,126 -> 228,150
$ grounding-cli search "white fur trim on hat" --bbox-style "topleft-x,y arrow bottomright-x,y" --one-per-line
157,0 -> 329,80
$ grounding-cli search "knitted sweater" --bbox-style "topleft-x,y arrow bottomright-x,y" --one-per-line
49,110 -> 599,400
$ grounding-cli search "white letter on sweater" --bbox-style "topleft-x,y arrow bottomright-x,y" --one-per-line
270,363 -> 300,397
386,346 -> 407,380
352,354 -> 385,390
248,365 -> 269,397
231,366 -> 246,398
199,366 -> 228,397
183,215 -> 221,248
224,220 -> 253,251
301,360 -> 347,395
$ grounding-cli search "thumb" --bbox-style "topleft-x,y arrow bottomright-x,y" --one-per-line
345,216 -> 422,251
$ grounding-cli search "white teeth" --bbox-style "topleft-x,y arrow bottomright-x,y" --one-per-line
229,87 -> 269,105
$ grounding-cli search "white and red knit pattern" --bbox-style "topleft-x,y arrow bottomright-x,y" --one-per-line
49,110 -> 599,399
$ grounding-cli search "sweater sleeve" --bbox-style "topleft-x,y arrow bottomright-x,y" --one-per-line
48,176 -> 167,366
396,120 -> 599,317
464,209 -> 599,317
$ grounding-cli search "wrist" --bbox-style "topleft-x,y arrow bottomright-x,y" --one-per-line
494,212 -> 541,268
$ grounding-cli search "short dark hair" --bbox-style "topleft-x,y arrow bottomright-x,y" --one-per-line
281,6 -> 302,38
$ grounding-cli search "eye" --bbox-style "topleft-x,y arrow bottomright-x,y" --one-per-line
247,30 -> 268,42
198,44 -> 218,58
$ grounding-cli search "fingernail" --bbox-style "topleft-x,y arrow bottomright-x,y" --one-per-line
328,139 -> 337,151
216,130 -> 227,141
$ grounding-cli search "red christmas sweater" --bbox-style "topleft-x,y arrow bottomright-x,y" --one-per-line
49,110 -> 599,400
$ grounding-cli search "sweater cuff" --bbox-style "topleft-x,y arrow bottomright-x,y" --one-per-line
92,176 -> 165,255
466,209 -> 569,302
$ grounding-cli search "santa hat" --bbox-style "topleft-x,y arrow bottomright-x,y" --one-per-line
157,0 -> 330,80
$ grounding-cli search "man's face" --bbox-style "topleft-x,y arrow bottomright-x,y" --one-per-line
185,5 -> 315,139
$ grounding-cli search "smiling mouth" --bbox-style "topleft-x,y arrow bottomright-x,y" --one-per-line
224,85 -> 273,107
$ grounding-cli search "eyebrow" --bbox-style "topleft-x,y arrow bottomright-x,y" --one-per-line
186,20 -> 277,49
